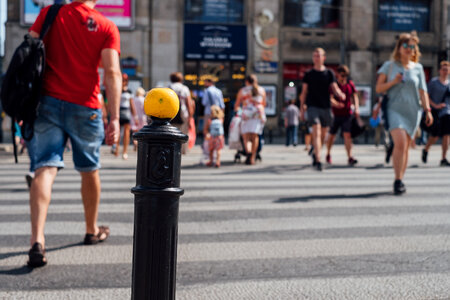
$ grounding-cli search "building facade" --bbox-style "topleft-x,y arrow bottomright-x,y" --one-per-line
3,0 -> 450,133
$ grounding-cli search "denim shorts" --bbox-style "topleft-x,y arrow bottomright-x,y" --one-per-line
33,96 -> 104,172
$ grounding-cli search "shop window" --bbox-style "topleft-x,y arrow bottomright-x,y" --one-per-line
184,60 -> 246,134
284,0 -> 341,29
378,0 -> 431,32
184,0 -> 244,24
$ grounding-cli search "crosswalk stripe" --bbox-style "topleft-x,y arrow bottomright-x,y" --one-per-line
175,273 -> 450,300
2,213 -> 450,235
2,197 -> 450,214
2,234 -> 450,266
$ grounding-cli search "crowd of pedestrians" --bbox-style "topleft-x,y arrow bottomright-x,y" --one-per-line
2,5 -> 450,271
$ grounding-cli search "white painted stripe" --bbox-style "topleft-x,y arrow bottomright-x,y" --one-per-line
180,213 -> 450,235
2,213 -> 450,236
1,234 -> 450,266
2,272 -> 450,299
0,288 -> 130,299
176,273 -> 450,300
1,197 -> 450,215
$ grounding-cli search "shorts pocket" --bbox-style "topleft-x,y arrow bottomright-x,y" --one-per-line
72,108 -> 104,143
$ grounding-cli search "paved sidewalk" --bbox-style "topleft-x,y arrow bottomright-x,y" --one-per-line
1,144 -> 450,299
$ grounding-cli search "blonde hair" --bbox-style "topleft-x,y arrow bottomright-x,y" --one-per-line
210,105 -> 224,119
391,32 -> 421,63
136,87 -> 146,97
314,47 -> 326,56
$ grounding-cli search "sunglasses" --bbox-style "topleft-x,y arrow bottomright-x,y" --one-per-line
402,43 -> 415,50
339,73 -> 348,77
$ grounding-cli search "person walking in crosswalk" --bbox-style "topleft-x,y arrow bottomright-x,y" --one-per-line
26,0 -> 121,267
376,32 -> 433,195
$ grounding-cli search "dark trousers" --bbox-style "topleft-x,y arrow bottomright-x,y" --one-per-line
285,125 -> 298,146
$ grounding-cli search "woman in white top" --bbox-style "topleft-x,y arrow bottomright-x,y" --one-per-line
114,73 -> 136,160
131,87 -> 147,150
234,74 -> 267,165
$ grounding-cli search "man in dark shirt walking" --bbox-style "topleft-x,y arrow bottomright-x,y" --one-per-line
300,48 -> 345,171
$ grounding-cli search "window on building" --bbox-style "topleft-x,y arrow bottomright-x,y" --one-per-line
378,0 -> 431,32
284,0 -> 341,29
184,0 -> 244,24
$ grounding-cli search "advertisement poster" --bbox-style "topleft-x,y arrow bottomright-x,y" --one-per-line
184,0 -> 243,23
378,0 -> 430,32
284,86 -> 297,103
184,24 -> 247,61
253,2 -> 279,73
284,0 -> 340,29
261,85 -> 277,116
21,0 -> 134,28
355,86 -> 372,117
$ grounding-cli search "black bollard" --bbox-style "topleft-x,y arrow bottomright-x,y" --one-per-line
131,116 -> 188,300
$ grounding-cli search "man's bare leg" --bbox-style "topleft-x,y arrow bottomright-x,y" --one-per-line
29,167 -> 58,247
81,170 -> 101,235
312,124 -> 322,163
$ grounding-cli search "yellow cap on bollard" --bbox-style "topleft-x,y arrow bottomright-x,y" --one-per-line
144,88 -> 180,120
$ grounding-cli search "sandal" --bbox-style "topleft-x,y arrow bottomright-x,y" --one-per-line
84,226 -> 110,245
27,242 -> 47,268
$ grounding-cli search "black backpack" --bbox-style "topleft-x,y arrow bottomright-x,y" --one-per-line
0,4 -> 62,162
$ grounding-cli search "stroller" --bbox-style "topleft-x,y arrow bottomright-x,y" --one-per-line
229,113 -> 263,163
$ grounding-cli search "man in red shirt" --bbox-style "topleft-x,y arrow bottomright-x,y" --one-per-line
27,0 -> 121,268
326,65 -> 360,166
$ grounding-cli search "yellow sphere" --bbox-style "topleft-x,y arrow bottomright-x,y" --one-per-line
144,88 -> 180,119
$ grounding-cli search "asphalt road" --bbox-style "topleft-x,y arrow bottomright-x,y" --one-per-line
1,143 -> 450,299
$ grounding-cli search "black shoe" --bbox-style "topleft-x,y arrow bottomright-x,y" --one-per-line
312,155 -> 317,166
308,146 -> 314,156
348,157 -> 358,166
316,162 -> 322,171
385,144 -> 393,164
256,153 -> 262,162
440,158 -> 450,166
393,179 -> 406,195
422,149 -> 428,164
245,155 -> 251,165
27,242 -> 47,268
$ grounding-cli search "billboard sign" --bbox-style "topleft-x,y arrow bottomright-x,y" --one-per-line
21,0 -> 134,28
184,24 -> 247,61
184,0 -> 243,24
284,0 -> 340,29
378,0 -> 430,32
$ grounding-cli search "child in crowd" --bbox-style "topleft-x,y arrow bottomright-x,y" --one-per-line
203,105 -> 225,168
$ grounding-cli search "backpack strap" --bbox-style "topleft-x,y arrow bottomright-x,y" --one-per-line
39,4 -> 63,40
11,118 -> 18,163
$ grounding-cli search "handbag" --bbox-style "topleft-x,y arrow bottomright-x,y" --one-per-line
350,116 -> 366,138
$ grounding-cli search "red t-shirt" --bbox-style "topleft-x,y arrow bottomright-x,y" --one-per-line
30,2 -> 120,109
331,80 -> 356,117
